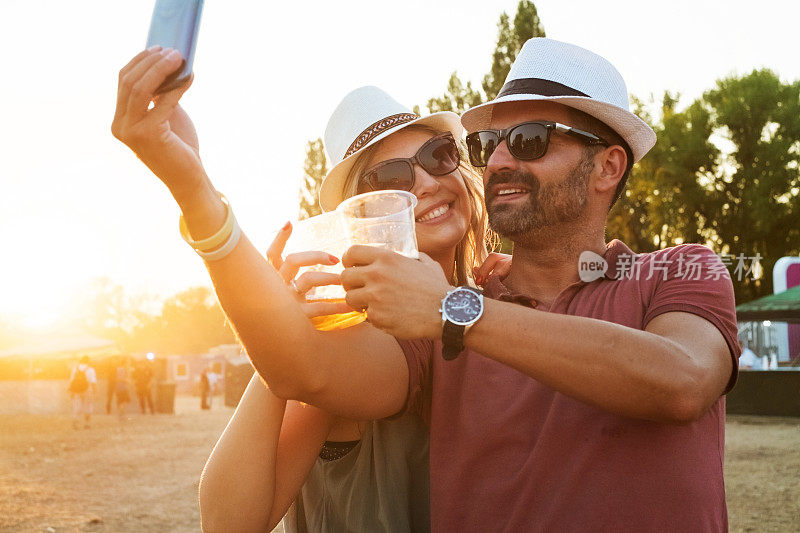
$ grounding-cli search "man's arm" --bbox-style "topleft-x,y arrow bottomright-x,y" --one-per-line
466,304 -> 731,424
342,246 -> 733,424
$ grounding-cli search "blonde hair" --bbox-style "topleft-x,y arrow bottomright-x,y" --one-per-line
340,124 -> 498,285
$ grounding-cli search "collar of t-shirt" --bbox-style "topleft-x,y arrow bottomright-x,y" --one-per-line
483,239 -> 635,308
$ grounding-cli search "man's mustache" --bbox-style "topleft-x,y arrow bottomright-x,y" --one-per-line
484,170 -> 540,203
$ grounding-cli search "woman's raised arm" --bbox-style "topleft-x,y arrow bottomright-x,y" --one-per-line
112,49 -> 408,420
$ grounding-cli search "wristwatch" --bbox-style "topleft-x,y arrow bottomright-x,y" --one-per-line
440,286 -> 484,360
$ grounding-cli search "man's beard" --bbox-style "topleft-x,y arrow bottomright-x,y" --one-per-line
485,154 -> 593,238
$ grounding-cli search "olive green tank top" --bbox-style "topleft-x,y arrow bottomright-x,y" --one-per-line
282,410 -> 430,532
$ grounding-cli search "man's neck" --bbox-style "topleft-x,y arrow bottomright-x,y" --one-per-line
504,222 -> 606,308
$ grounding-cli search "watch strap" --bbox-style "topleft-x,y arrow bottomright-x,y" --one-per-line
441,321 -> 465,361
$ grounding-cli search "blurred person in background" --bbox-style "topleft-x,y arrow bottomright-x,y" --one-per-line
738,341 -> 758,369
105,356 -> 117,415
133,359 -> 155,414
200,365 -> 213,410
68,355 -> 97,429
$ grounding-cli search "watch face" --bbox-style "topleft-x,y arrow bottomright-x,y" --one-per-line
444,289 -> 482,325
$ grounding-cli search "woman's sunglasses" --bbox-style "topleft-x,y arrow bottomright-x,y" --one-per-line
465,121 -> 608,167
357,132 -> 460,194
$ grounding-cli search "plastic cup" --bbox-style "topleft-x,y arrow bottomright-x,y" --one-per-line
336,190 -> 419,259
283,211 -> 348,301
282,212 -> 366,331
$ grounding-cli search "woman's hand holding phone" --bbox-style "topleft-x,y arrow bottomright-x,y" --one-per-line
111,47 -> 206,202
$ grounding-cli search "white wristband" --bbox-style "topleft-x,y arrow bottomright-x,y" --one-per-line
195,216 -> 242,261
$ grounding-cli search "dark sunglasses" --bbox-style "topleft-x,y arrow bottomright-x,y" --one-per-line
465,121 -> 608,167
357,132 -> 460,194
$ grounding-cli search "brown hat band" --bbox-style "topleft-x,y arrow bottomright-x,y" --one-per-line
344,113 -> 419,159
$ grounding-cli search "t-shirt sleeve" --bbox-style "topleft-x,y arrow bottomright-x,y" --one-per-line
641,244 -> 741,393
390,338 -> 434,423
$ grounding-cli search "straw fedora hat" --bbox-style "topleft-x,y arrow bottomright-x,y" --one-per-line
461,38 -> 656,163
319,86 -> 463,212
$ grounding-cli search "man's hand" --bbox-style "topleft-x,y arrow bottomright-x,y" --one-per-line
111,47 -> 205,200
341,245 -> 453,339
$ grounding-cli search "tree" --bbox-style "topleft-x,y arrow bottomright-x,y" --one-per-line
298,138 -> 327,219
72,277 -> 141,346
607,93 -> 719,253
126,287 -> 236,355
608,70 -> 800,302
705,70 -> 800,300
427,72 -> 484,114
482,1 -> 546,100
155,287 -> 237,354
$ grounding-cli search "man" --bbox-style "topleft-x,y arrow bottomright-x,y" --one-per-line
133,360 -> 155,414
68,355 -> 98,429
738,340 -> 759,369
340,38 -> 740,531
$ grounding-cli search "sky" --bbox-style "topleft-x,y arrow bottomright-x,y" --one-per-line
1,0 -> 798,326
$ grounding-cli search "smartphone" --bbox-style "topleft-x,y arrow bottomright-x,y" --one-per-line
145,0 -> 204,94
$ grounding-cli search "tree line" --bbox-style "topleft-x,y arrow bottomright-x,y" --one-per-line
0,278 -> 237,356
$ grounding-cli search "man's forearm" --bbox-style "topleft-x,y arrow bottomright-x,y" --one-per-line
464,300 -> 725,423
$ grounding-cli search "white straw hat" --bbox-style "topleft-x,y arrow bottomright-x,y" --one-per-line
461,38 -> 656,163
319,86 -> 463,212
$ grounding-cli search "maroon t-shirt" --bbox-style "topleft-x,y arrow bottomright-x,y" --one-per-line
399,240 -> 740,532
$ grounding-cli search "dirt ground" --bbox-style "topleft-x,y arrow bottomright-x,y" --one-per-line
1,399 -> 798,532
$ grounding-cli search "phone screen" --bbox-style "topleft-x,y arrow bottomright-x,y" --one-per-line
146,0 -> 204,94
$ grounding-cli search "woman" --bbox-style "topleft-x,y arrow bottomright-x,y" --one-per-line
112,49 -> 506,531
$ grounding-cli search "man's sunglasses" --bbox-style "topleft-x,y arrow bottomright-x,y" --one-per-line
357,132 -> 460,194
465,121 -> 608,167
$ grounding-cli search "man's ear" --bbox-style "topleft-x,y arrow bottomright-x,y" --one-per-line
593,145 -> 627,194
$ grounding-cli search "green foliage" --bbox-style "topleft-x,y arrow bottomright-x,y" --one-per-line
705,70 -> 800,300
482,1 -> 545,100
427,72 -> 484,114
608,93 -> 719,252
299,138 -> 327,219
608,70 -> 800,301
